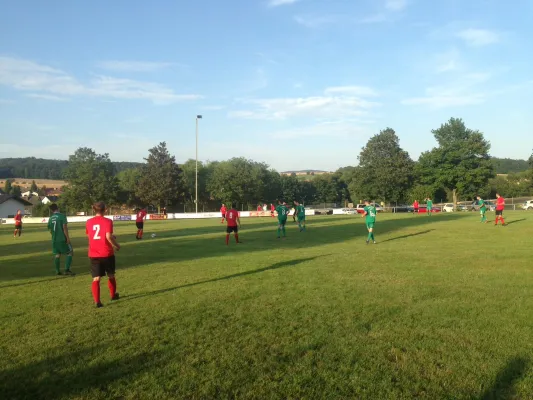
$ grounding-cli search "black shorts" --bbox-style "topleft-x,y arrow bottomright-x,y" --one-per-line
90,256 -> 116,278
221,214 -> 226,219
414,208 -> 419,213
15,224 -> 22,231
496,209 -> 503,216
136,221 -> 144,229
226,226 -> 238,234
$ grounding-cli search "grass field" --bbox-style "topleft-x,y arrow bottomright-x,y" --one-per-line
1,212 -> 533,399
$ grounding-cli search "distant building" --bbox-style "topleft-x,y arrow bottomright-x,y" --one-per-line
0,195 -> 33,218
22,191 -> 39,198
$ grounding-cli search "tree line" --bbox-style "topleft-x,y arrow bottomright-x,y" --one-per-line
6,118 -> 533,215
0,157 -> 141,180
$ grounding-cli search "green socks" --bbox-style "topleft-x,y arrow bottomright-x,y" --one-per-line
54,257 -> 60,273
367,232 -> 372,241
277,228 -> 281,238
65,255 -> 73,271
282,226 -> 286,237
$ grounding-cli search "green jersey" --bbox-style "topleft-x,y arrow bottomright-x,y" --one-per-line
48,212 -> 68,243
276,204 -> 290,220
363,205 -> 376,223
426,200 -> 433,208
295,205 -> 305,217
478,199 -> 486,210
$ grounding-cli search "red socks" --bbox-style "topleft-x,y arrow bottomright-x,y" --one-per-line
108,277 -> 117,298
225,234 -> 230,245
235,233 -> 239,243
92,281 -> 101,304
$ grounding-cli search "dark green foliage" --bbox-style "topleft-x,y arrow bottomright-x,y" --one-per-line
0,157 -> 141,179
135,142 -> 183,210
491,158 -> 530,174
416,118 -> 493,202
351,128 -> 414,203
30,180 -> 38,192
3,179 -> 13,194
12,185 -> 22,197
62,148 -> 120,212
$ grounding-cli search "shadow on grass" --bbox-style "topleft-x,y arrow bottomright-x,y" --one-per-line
379,229 -> 435,243
503,219 -> 526,226
1,214 -> 465,283
120,255 -> 328,303
0,345 -> 165,399
479,356 -> 529,400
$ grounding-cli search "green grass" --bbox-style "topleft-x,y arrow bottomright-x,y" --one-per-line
1,212 -> 533,399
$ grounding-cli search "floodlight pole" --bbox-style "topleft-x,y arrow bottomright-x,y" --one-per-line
195,115 -> 202,213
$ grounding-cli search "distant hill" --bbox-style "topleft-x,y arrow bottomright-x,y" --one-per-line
491,158 -> 529,174
0,157 -> 142,180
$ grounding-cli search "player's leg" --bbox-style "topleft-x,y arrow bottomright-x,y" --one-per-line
225,226 -> 231,245
65,243 -> 74,274
106,256 -> 119,300
91,259 -> 104,307
500,211 -> 505,225
281,220 -> 287,237
234,227 -> 240,243
139,222 -> 144,239
366,224 -> 372,243
277,222 -> 282,238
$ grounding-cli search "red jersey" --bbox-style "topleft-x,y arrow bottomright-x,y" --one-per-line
86,216 -> 114,258
271,205 -> 275,212
257,205 -> 262,211
226,209 -> 239,227
496,197 -> 505,211
14,214 -> 22,226
221,206 -> 227,215
413,201 -> 419,208
136,209 -> 147,222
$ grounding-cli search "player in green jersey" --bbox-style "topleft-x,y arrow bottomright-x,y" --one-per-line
362,200 -> 377,244
293,200 -> 306,232
47,204 -> 74,275
426,198 -> 433,216
275,200 -> 290,239
476,195 -> 488,223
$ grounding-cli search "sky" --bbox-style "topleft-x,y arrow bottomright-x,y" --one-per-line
0,0 -> 532,171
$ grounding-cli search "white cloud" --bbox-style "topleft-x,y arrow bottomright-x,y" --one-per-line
0,56 -> 201,105
268,0 -> 300,6
456,28 -> 500,46
433,48 -> 462,73
294,15 -> 339,28
96,61 -> 175,72
324,86 -> 379,97
0,98 -> 15,104
26,93 -> 70,101
401,94 -> 485,108
229,87 -> 379,120
385,0 -> 408,11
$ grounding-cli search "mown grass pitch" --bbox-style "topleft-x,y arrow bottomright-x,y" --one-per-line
1,212 -> 533,399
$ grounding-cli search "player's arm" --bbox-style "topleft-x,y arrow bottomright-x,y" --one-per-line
237,215 -> 241,228
63,223 -> 71,244
106,232 -> 121,251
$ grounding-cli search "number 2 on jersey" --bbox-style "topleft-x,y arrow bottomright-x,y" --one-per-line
93,224 -> 101,239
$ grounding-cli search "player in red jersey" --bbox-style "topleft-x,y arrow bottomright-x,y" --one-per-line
495,193 -> 506,226
135,207 -> 147,240
413,200 -> 419,215
257,204 -> 262,212
86,202 -> 121,308
225,203 -> 241,245
13,209 -> 22,238
220,204 -> 227,223
270,203 -> 275,217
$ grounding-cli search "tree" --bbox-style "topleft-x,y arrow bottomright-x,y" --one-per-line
351,128 -> 414,203
30,180 -> 38,193
313,174 -> 338,203
416,118 -> 493,204
280,175 -> 301,202
12,185 -> 22,197
136,142 -> 183,211
117,168 -> 142,207
38,185 -> 47,196
3,179 -> 13,194
63,148 -> 120,212
207,158 -> 273,208
181,159 -> 209,206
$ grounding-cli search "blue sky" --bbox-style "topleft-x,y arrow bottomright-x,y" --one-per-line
1,0 -> 532,171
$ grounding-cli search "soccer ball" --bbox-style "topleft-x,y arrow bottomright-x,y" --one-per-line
151,233 -> 156,238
